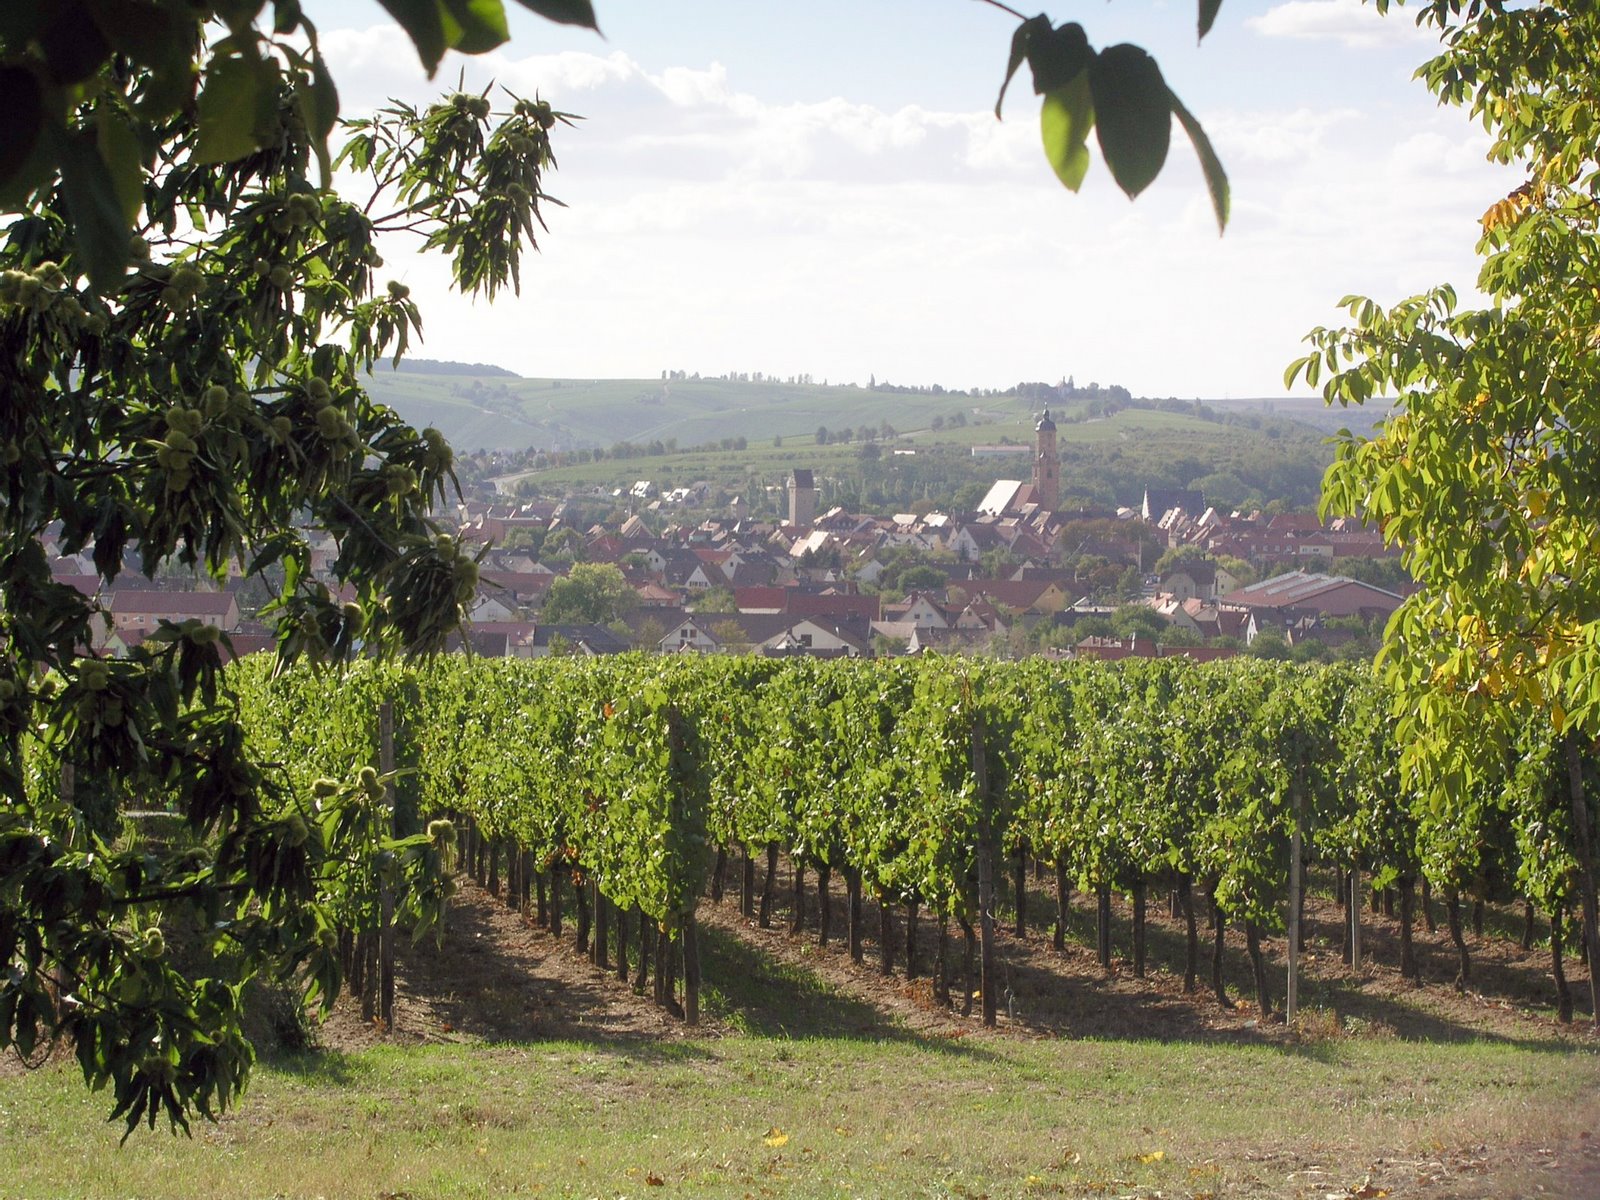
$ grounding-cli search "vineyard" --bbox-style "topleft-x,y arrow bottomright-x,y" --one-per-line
225,653 -> 1597,1032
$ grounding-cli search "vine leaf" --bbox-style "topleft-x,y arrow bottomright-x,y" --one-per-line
52,124 -> 129,291
0,65 -> 45,200
442,0 -> 512,55
1027,21 -> 1093,95
1171,90 -> 1231,232
1040,73 -> 1094,192
510,0 -> 599,31
995,15 -> 1052,119
1089,44 -> 1171,199
95,107 -> 145,222
195,52 -> 280,164
383,0 -> 599,76
1199,0 -> 1224,41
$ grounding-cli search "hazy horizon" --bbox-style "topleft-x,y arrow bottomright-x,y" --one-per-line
323,0 -> 1511,399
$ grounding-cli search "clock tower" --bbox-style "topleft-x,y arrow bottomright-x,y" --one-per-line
1033,407 -> 1059,509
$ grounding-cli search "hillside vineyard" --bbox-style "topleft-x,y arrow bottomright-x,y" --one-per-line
223,654 -> 1588,1027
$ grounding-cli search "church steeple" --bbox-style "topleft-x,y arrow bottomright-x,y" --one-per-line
1033,407 -> 1059,509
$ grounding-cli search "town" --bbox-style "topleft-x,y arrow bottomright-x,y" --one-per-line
50,406 -> 1407,665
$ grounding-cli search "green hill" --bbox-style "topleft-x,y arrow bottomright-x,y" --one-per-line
365,367 -> 1038,453
366,365 -> 1387,458
366,365 -> 1342,511
505,408 -> 1331,514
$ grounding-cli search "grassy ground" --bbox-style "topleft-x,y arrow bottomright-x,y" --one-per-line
6,874 -> 1597,1200
3,1031 -> 1596,1199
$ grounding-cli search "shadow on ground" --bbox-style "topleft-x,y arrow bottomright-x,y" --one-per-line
314,861 -> 1594,1061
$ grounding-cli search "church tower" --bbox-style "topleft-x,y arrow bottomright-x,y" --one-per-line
1033,407 -> 1059,509
787,468 -> 817,527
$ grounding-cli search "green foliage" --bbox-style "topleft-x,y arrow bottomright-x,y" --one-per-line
0,2 -> 597,286
894,660 -> 990,917
500,526 -> 546,557
1244,630 -> 1290,661
231,658 -> 453,990
1324,667 -> 1416,889
897,564 -> 950,594
1110,604 -> 1166,642
693,585 -> 737,614
255,653 -> 1553,1006
1153,544 -> 1211,576
1508,725 -> 1596,916
1215,554 -> 1256,587
994,7 -> 1229,228
0,0 -> 580,1137
1291,2 -> 1600,814
1212,665 -> 1338,925
1156,624 -> 1202,648
407,656 -> 712,930
541,562 -> 635,624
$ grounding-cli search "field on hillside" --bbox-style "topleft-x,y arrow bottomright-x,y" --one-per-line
362,367 -> 1339,508
1209,396 -> 1391,441
366,370 -> 1012,454
508,407 -> 1327,511
5,869 -> 1596,1200
365,369 -> 1348,453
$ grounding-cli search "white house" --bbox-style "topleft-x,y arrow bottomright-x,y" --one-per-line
762,617 -> 870,657
657,617 -> 721,654
899,592 -> 950,630
468,589 -> 518,623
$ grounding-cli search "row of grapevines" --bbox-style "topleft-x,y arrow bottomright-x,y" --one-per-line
230,657 -> 450,1011
231,652 -> 1595,1025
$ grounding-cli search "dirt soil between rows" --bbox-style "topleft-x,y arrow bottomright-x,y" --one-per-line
315,863 -> 1600,1198
323,862 -> 1595,1049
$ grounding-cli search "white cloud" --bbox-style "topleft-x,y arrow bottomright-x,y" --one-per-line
1248,0 -> 1436,49
1389,129 -> 1496,177
654,63 -> 734,108
321,29 -> 1026,189
1206,106 -> 1363,165
319,14 -> 1516,399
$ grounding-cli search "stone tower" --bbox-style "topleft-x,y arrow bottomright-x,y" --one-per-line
1033,407 -> 1059,509
787,468 -> 817,527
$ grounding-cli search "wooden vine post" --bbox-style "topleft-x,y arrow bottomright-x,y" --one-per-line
1286,742 -> 1304,1026
666,704 -> 702,1026
1350,866 -> 1362,972
682,917 -> 701,1026
379,698 -> 396,1032
1562,735 -> 1600,1027
971,712 -> 997,1028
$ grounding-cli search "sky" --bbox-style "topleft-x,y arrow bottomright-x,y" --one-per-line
315,0 -> 1517,399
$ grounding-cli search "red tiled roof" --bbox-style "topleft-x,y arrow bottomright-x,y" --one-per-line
108,590 -> 236,616
735,586 -> 788,611
783,591 -> 881,621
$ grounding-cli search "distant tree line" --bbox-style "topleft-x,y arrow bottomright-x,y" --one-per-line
386,358 -> 521,378
662,370 -> 821,385
815,422 -> 897,445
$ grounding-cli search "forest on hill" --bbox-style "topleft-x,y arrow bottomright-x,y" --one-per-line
376,365 -> 1349,512
367,362 -> 1379,453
